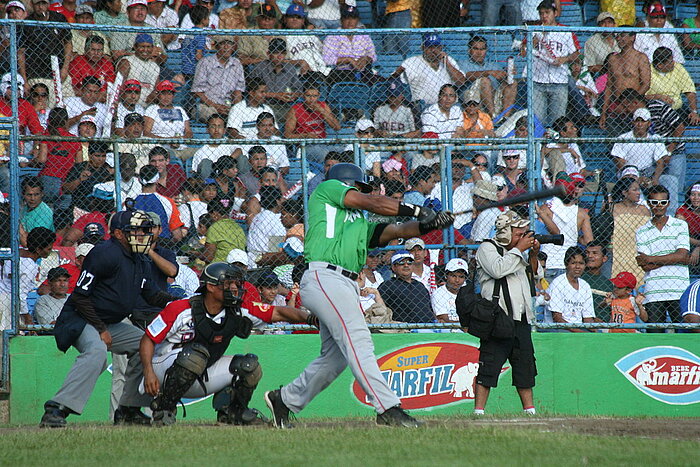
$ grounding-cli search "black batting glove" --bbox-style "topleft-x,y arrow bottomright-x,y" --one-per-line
419,211 -> 455,234
398,202 -> 436,224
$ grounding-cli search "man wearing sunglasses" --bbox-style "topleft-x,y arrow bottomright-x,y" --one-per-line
635,184 -> 690,332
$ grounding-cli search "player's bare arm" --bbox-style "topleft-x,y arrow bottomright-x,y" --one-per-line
139,334 -> 159,396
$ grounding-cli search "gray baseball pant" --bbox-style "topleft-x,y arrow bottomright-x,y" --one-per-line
281,263 -> 401,414
53,321 -> 152,415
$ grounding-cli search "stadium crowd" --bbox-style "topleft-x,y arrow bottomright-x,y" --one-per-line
2,0 -> 700,332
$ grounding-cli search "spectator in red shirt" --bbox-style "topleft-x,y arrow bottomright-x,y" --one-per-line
148,146 -> 186,199
61,184 -> 114,246
50,0 -> 78,22
68,35 -> 116,97
35,108 -> 83,211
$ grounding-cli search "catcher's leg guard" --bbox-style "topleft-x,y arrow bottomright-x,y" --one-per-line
212,353 -> 262,425
151,344 -> 210,425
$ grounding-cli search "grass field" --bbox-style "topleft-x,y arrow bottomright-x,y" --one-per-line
2,416 -> 698,466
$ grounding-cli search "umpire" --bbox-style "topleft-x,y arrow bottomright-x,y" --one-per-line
474,211 -> 541,416
40,209 -> 178,428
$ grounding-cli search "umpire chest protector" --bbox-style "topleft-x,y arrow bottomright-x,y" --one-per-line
189,295 -> 238,365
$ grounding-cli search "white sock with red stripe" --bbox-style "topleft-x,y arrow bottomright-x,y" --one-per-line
523,406 -> 536,415
473,408 -> 485,415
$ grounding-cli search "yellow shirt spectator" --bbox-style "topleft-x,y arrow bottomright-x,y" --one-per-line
646,62 -> 695,110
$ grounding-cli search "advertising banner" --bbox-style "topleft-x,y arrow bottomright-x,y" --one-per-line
9,333 -> 700,424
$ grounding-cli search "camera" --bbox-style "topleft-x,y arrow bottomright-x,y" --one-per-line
528,231 -> 565,246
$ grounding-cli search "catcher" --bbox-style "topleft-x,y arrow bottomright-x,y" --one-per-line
140,262 -> 265,426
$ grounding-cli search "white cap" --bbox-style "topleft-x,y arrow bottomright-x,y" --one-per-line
633,108 -> 652,121
445,258 -> 469,273
126,0 -> 147,7
6,1 -> 26,12
79,114 -> 96,125
404,237 -> 425,250
75,242 -> 95,258
620,165 -> 640,178
355,118 -> 375,132
492,173 -> 506,188
391,250 -> 414,264
226,248 -> 249,266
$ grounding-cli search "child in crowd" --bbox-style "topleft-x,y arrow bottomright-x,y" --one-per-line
181,5 -> 211,82
603,272 -> 648,333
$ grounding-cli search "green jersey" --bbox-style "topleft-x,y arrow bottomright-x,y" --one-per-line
305,179 -> 379,273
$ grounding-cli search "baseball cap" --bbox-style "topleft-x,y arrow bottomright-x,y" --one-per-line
78,114 -> 97,127
259,3 -> 276,18
90,182 -> 114,200
405,237 -> 426,251
391,250 -> 414,264
647,3 -> 667,16
422,33 -> 441,47
226,248 -> 249,266
537,1 -> 557,11
422,131 -> 439,139
355,118 -> 375,133
620,165 -> 640,178
611,271 -> 637,289
554,172 -> 577,197
445,258 -> 469,273
281,237 -> 304,259
127,0 -> 148,8
5,1 -> 26,12
570,172 -> 586,185
75,242 -> 95,258
257,272 -> 280,288
134,33 -> 154,45
123,79 -> 142,92
139,165 -> 160,185
146,211 -> 162,227
47,267 -> 71,282
31,0 -> 48,4
75,4 -> 93,15
473,180 -> 499,201
492,173 -> 506,189
83,222 -> 105,239
633,108 -> 652,121
212,34 -> 235,44
285,3 -> 306,17
495,210 -> 530,231
341,4 -> 359,18
155,80 -> 176,92
597,11 -> 614,23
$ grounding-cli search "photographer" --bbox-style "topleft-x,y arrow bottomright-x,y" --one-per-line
473,211 -> 541,416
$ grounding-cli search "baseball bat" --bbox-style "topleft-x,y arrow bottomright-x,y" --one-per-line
452,185 -> 566,216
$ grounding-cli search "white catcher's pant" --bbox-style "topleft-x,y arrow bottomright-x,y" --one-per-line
139,349 -> 235,398
280,262 -> 401,414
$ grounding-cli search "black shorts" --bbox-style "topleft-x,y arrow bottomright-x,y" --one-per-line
476,318 -> 537,389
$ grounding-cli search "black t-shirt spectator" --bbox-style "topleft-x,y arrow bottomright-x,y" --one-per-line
421,0 -> 461,27
20,12 -> 71,80
378,277 -> 434,323
64,161 -> 112,211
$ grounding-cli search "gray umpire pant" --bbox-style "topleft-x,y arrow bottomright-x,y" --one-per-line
53,321 -> 152,415
281,263 -> 401,414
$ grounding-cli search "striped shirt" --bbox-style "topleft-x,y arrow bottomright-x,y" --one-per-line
636,216 -> 690,303
647,99 -> 685,153
322,34 -> 376,70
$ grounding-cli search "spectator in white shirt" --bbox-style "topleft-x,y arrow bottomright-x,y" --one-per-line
239,112 -> 290,176
191,113 -> 243,178
145,0 -> 179,50
432,258 -> 468,323
390,33 -> 465,106
227,77 -> 276,139
421,84 -> 466,139
34,266 -> 70,325
248,185 -> 286,266
546,246 -> 596,331
64,76 -> 108,136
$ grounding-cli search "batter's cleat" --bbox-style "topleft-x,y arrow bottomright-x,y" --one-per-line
39,400 -> 70,428
376,406 -> 424,428
114,406 -> 152,426
264,389 -> 292,429
152,410 -> 177,426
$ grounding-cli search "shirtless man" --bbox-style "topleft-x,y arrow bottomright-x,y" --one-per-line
600,28 -> 651,132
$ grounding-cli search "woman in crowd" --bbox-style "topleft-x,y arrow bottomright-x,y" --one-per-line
676,182 -> 700,269
610,177 -> 650,285
29,83 -> 50,131
94,0 -> 127,25
420,84 -> 465,140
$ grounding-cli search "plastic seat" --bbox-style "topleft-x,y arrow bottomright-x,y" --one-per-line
327,82 -> 371,123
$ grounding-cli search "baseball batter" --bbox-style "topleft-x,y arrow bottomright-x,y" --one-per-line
264,163 -> 454,428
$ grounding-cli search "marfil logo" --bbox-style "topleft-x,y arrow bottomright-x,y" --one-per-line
352,342 -> 508,409
615,346 -> 700,405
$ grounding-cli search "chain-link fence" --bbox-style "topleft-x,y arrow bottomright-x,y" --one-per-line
2,0 -> 700,356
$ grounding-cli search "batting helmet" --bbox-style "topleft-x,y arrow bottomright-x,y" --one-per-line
197,262 -> 246,307
327,163 -> 372,193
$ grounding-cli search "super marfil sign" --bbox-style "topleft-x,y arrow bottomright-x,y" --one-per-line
352,342 -> 508,409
